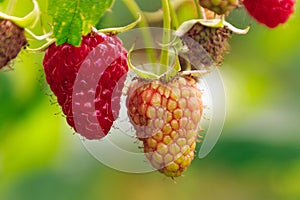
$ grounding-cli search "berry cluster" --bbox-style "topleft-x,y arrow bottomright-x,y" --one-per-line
0,0 -> 297,178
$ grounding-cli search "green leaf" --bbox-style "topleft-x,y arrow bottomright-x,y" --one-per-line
48,0 -> 114,46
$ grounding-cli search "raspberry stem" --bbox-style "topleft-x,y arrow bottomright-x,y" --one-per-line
193,0 -> 203,18
99,14 -> 142,34
143,0 -> 191,23
25,28 -> 53,40
122,0 -> 156,64
169,1 -> 179,29
0,0 -> 40,28
26,38 -> 56,53
160,0 -> 172,69
5,0 -> 16,15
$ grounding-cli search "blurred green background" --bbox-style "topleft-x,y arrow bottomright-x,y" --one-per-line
1,0 -> 300,199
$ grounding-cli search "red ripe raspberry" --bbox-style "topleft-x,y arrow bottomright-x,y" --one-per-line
43,32 -> 128,139
243,0 -> 295,28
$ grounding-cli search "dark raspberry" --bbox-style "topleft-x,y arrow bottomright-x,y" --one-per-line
181,23 -> 232,66
0,19 -> 27,69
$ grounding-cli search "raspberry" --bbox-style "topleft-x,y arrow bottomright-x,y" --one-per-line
199,0 -> 239,15
126,76 -> 203,177
43,32 -> 128,139
0,19 -> 27,69
181,22 -> 232,66
243,0 -> 295,28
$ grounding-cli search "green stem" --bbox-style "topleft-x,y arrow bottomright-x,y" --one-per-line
26,38 -> 56,53
143,0 -> 190,23
221,14 -> 225,22
160,0 -> 171,69
0,0 -> 40,28
169,0 -> 179,29
6,0 -> 17,15
24,28 -> 53,40
99,14 -> 141,34
193,0 -> 203,19
122,0 -> 156,64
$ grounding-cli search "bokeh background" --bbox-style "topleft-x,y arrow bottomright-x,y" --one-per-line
1,0 -> 300,199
